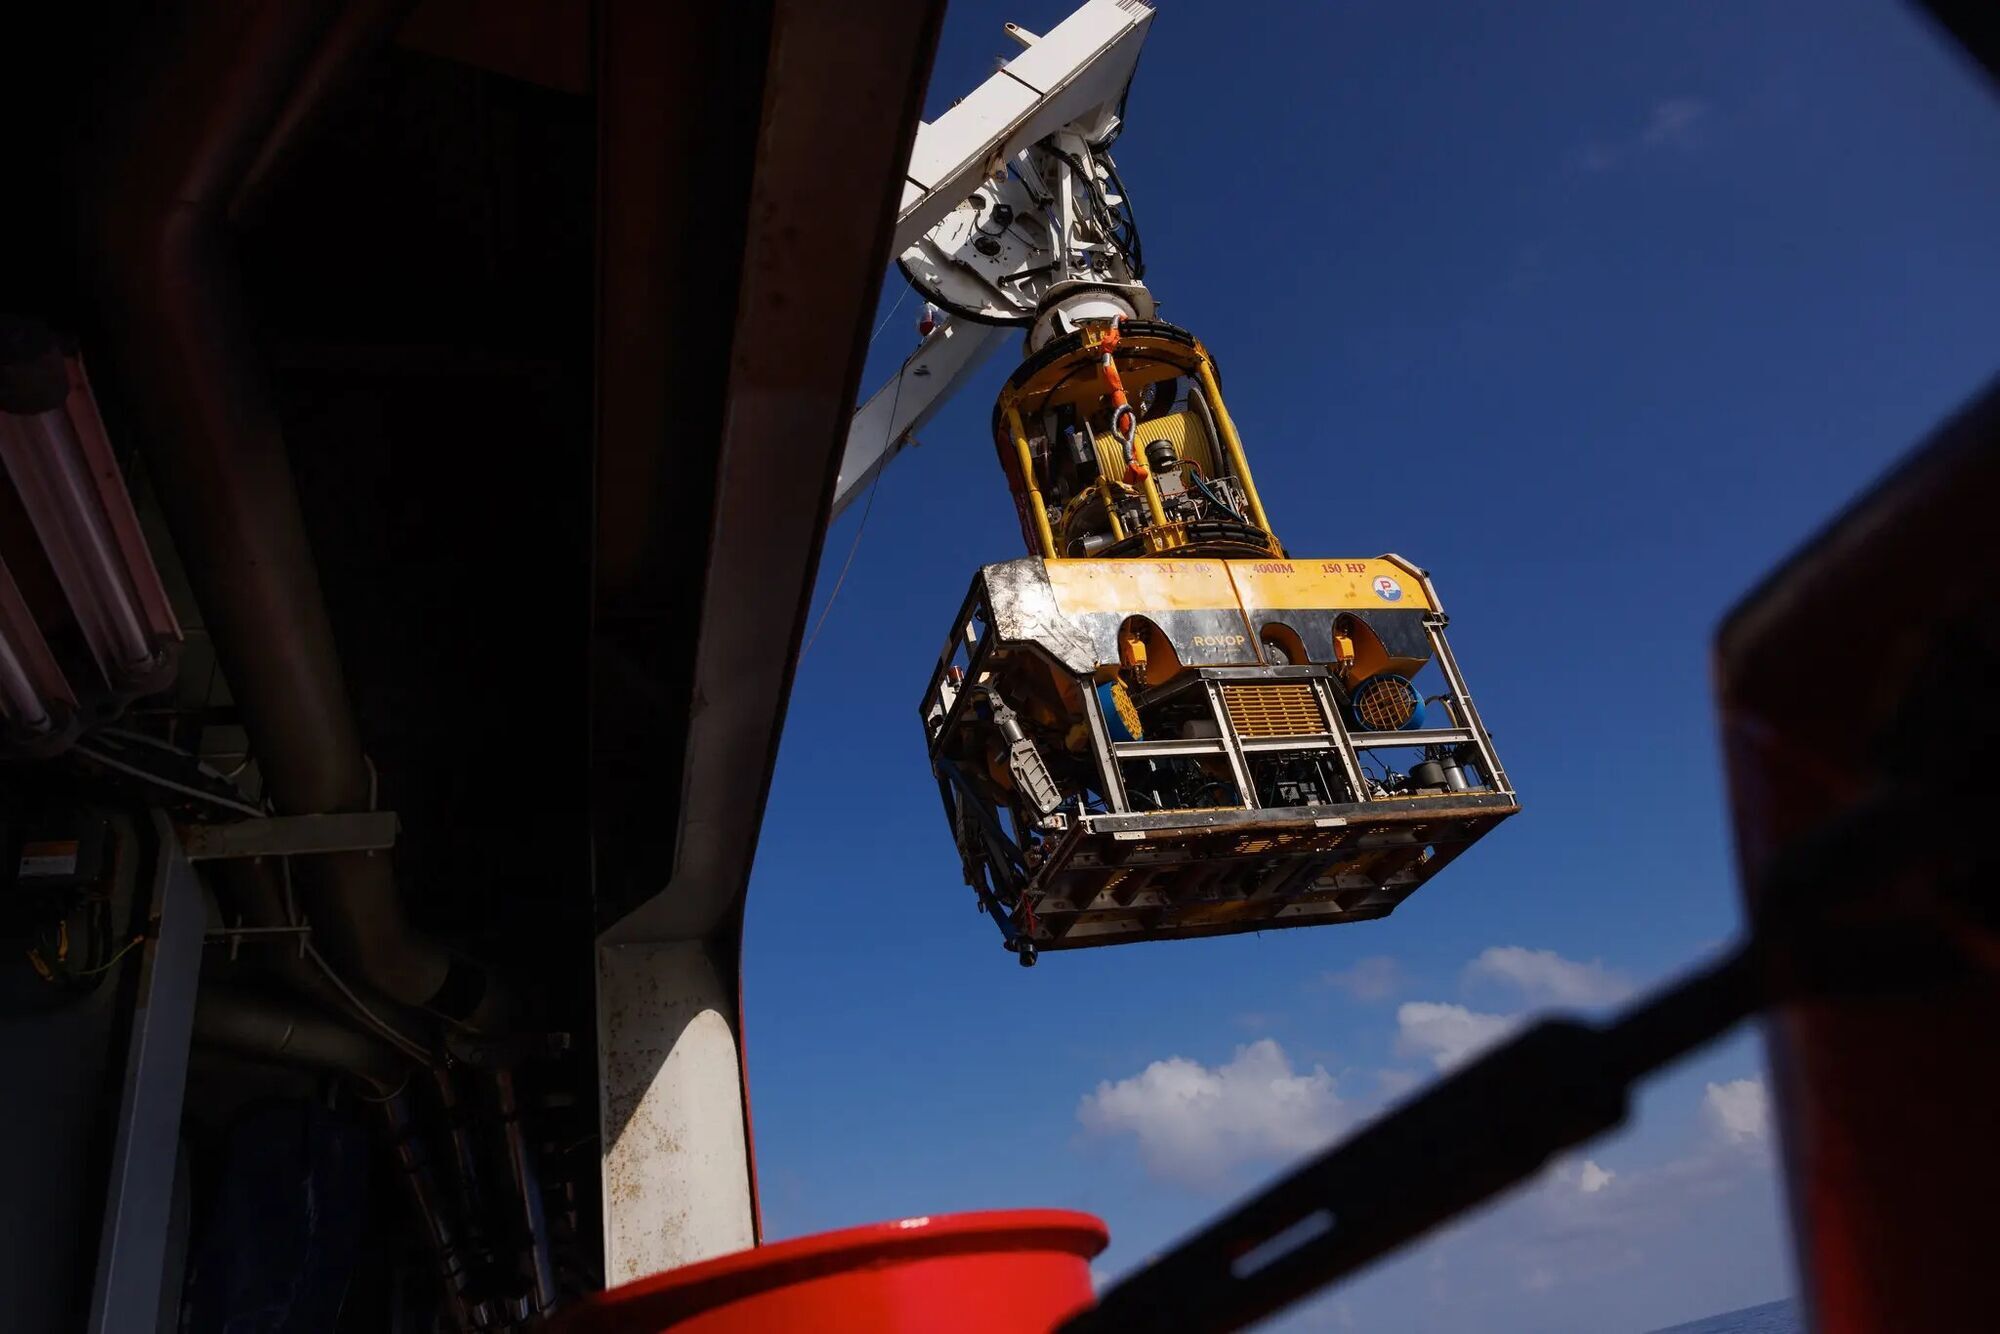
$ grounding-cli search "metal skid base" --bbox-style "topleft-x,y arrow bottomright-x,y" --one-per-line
1022,792 -> 1517,950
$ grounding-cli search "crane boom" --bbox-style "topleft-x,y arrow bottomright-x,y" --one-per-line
834,0 -> 1155,518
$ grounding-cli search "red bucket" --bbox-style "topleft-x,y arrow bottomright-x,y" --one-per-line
556,1209 -> 1109,1333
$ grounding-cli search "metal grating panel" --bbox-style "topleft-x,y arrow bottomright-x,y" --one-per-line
1220,683 -> 1325,738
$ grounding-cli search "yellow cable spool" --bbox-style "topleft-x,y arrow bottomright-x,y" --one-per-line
1091,409 -> 1221,484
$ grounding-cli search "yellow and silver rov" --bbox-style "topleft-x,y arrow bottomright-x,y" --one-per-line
919,320 -> 1517,964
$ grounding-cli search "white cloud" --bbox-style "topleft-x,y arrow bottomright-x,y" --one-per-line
1283,1071 -> 1783,1327
1703,1078 -> 1769,1145
1081,945 -> 1784,1332
1641,98 -> 1709,147
1544,1155 -> 1617,1202
1573,97 -> 1711,172
1323,955 -> 1402,1002
1395,1002 -> 1518,1071
1078,1039 -> 1347,1187
1465,946 -> 1634,1009
1375,1067 -> 1421,1100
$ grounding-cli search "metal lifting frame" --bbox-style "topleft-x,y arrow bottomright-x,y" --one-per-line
920,588 -> 1514,829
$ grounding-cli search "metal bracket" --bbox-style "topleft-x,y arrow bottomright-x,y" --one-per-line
179,810 -> 399,861
204,920 -> 313,961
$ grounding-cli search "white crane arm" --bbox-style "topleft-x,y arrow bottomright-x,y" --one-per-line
892,0 -> 1154,256
835,0 -> 1156,520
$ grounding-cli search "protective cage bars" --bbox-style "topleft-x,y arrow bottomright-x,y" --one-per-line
919,568 -> 1516,953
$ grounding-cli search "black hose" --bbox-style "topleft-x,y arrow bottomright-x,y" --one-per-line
1186,463 -> 1246,525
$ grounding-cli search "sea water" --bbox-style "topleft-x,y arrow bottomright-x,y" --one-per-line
1647,1297 -> 1800,1334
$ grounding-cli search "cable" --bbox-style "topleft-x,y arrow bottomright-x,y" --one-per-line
802,344 -> 906,658
353,1074 -> 414,1104
72,743 -> 267,818
98,727 -> 242,786
799,274 -> 929,658
278,857 -> 434,1064
100,732 -> 422,1064
1185,462 -> 1246,524
74,933 -> 145,976
303,938 -> 433,1064
1102,155 -> 1143,277
95,714 -> 440,1091
803,465 -> 884,658
867,283 -> 913,350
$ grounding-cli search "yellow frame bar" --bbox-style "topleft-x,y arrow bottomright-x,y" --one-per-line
1194,358 -> 1272,535
1005,403 -> 1058,559
1095,474 -> 1127,542
1138,466 -> 1170,530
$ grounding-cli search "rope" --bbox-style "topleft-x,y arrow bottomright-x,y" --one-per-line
803,327 -> 909,658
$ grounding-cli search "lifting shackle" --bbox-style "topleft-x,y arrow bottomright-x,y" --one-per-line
1094,327 -> 1142,484
1091,325 -> 1169,530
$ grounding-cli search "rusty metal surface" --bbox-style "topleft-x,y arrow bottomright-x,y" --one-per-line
1028,796 -> 1515,950
983,557 -> 1110,675
1715,373 -> 2000,1334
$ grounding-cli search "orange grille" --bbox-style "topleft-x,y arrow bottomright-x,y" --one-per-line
1351,675 -> 1420,731
1219,683 -> 1325,738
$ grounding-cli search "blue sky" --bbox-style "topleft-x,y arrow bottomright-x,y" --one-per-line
742,3 -> 2000,1330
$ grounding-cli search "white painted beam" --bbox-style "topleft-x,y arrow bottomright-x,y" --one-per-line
833,317 -> 1011,519
597,941 -> 756,1283
892,0 -> 1153,256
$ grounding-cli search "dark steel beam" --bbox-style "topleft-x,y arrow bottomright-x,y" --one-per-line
595,0 -> 949,945
588,0 -> 946,1278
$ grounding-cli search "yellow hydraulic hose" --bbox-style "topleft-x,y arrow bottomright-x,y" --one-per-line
1005,403 -> 1058,559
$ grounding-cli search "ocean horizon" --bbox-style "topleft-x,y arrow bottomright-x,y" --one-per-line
1646,1297 -> 1800,1334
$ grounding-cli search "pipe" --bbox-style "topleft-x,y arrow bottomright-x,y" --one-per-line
430,1061 -> 496,1290
432,1064 -> 487,1202
495,1068 -> 558,1315
1004,403 -> 1059,559
193,984 -> 410,1095
383,1089 -> 482,1333
1193,359 -> 1272,536
88,0 -> 492,1026
210,857 -> 435,1063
